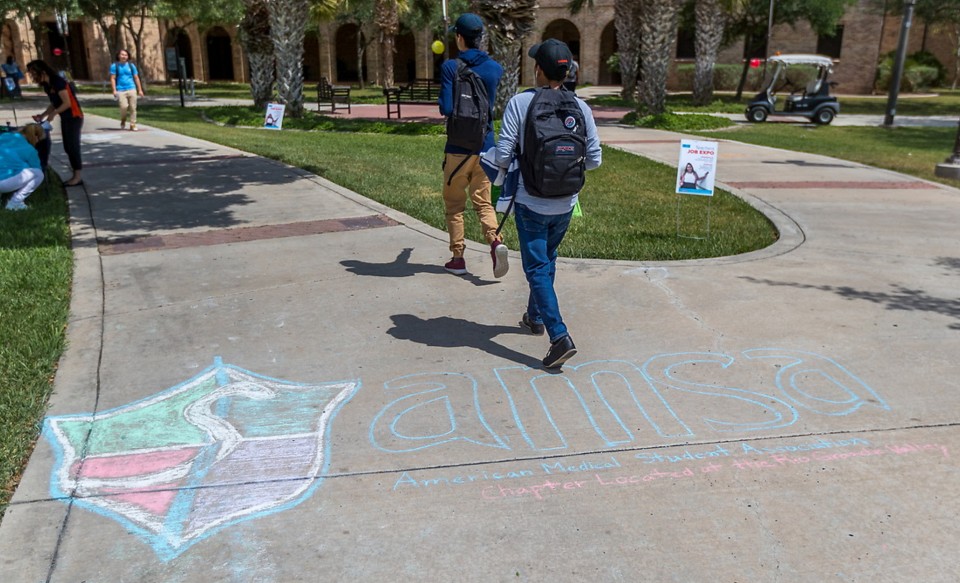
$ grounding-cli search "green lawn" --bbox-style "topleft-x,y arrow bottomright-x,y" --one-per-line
0,173 -> 72,521
702,123 -> 960,188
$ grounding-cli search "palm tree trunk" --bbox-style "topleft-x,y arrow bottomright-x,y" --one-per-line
240,0 -> 275,109
638,0 -> 682,115
473,0 -> 538,117
693,0 -> 725,105
375,0 -> 399,89
616,0 -> 642,102
267,0 -> 309,117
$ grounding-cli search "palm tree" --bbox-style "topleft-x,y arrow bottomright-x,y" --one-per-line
638,0 -> 683,115
374,0 -> 400,88
474,0 -> 538,117
692,0 -> 728,105
239,0 -> 274,109
615,0 -> 643,102
266,0 -> 311,116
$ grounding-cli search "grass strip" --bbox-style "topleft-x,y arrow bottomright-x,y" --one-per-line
0,174 -> 73,520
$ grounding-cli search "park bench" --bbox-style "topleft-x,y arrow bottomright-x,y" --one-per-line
317,77 -> 351,113
383,78 -> 440,119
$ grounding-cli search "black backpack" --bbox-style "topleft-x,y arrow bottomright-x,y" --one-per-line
446,59 -> 489,152
519,87 -> 587,198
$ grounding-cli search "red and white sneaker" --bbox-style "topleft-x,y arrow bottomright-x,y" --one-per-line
444,257 -> 467,275
491,240 -> 509,278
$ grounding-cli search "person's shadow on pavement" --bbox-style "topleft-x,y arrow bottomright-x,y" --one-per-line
387,314 -> 544,369
341,247 -> 497,286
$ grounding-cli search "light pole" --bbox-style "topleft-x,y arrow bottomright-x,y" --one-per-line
883,0 -> 917,126
442,0 -> 450,61
764,0 -> 775,75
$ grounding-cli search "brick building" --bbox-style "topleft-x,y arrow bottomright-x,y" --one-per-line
1,1 -> 956,95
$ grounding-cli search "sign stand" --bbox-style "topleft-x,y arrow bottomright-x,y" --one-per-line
676,195 -> 713,240
675,140 -> 719,240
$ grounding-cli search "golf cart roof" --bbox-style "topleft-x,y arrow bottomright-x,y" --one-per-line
768,54 -> 834,67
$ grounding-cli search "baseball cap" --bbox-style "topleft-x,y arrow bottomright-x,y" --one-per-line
528,39 -> 572,81
451,13 -> 484,39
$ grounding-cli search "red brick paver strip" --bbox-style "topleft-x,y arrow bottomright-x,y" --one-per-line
98,215 -> 400,255
725,181 -> 939,190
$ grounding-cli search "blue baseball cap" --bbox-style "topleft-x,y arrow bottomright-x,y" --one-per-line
450,13 -> 484,39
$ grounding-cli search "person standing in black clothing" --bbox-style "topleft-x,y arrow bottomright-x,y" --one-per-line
26,60 -> 84,186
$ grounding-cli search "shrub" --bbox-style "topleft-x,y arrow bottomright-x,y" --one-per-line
622,111 -> 733,131
875,50 -> 945,92
675,63 -> 765,92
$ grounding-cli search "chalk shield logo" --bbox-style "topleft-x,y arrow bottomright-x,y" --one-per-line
43,359 -> 358,561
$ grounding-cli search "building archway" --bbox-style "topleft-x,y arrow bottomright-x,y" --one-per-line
395,29 -> 415,83
165,28 -> 194,79
543,19 -> 581,60
599,21 -> 619,85
335,23 -> 366,83
304,31 -> 321,82
206,27 -> 234,80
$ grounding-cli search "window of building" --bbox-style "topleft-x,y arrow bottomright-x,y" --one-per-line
817,25 -> 844,59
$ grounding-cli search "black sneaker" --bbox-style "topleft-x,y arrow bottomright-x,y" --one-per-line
543,335 -> 577,369
520,313 -> 545,336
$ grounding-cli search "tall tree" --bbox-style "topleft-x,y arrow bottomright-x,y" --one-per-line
76,0 -> 137,60
692,0 -> 729,105
725,0 -> 856,98
239,0 -> 273,107
615,0 -> 642,101
265,0 -> 310,116
120,1 -> 156,76
374,0 -> 399,88
474,0 -> 537,117
638,0 -> 683,115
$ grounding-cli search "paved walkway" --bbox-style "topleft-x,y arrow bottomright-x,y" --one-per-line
1,99 -> 959,582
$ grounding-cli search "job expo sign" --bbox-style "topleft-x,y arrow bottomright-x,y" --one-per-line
676,140 -> 718,196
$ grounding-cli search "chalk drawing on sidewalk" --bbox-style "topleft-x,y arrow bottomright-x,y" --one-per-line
371,349 -> 889,453
43,358 -> 359,561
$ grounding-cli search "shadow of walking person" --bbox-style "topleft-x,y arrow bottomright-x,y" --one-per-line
386,314 -> 544,369
342,247 -> 497,286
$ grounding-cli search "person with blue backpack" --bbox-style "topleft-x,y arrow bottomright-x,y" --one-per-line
495,39 -> 602,369
110,49 -> 145,131
437,13 -> 507,278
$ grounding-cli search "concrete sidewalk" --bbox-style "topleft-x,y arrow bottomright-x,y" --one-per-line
1,110 -> 959,582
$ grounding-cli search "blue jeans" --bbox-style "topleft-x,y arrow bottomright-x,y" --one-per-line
514,203 -> 573,343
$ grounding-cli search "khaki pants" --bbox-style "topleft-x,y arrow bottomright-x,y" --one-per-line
442,153 -> 499,257
118,89 -> 138,125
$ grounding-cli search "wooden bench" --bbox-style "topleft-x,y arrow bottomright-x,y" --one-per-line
317,77 -> 351,113
383,78 -> 440,119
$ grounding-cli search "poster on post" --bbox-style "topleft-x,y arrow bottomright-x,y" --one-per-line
676,140 -> 718,196
264,103 -> 285,130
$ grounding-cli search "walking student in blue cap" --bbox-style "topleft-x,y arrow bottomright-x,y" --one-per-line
437,13 -> 506,278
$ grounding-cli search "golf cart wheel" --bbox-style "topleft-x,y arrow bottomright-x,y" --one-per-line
747,107 -> 768,123
815,109 -> 835,125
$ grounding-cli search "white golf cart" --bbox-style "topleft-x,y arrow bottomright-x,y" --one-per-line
745,54 -> 840,125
